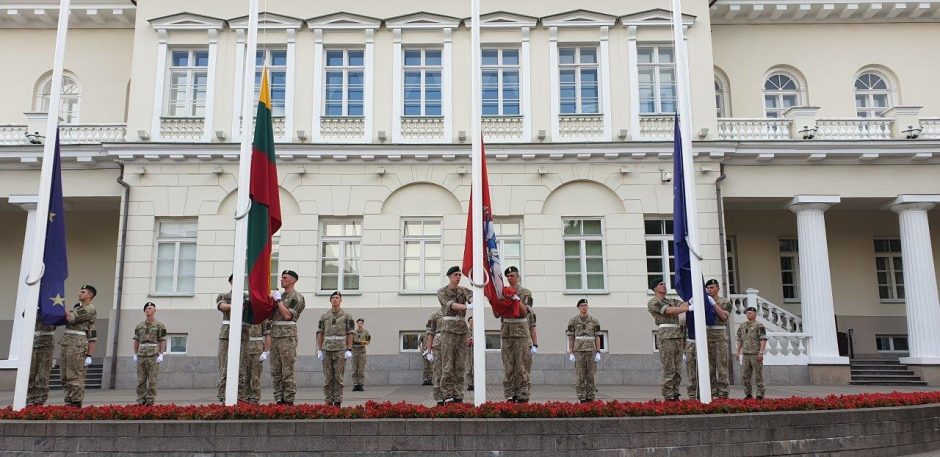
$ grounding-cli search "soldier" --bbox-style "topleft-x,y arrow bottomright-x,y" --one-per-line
466,316 -> 474,392
132,302 -> 166,405
270,269 -> 306,405
648,277 -> 690,401
214,274 -> 247,403
706,279 -> 732,399
27,317 -> 58,406
61,284 -> 97,407
351,318 -> 371,391
501,266 -> 534,403
418,333 -> 433,386
425,309 -> 445,405
437,266 -> 473,403
566,298 -> 602,403
736,306 -> 768,399
239,318 -> 270,404
316,291 -> 355,406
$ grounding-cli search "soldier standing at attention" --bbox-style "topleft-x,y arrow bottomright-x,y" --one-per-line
736,306 -> 768,399
239,318 -> 270,404
316,291 -> 355,406
351,318 -> 371,391
566,298 -> 601,403
270,270 -> 306,405
501,266 -> 534,403
437,266 -> 473,404
132,302 -> 166,405
61,284 -> 97,408
215,274 -> 251,403
425,309 -> 445,405
418,333 -> 433,386
647,277 -> 690,401
705,279 -> 732,399
27,317 -> 58,406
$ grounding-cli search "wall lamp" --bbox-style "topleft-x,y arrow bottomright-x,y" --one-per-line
903,125 -> 923,140
25,131 -> 44,145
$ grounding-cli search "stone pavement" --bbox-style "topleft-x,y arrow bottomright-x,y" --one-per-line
2,383 -> 937,407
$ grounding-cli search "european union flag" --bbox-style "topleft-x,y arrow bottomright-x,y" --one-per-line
672,116 -> 714,339
37,132 -> 68,326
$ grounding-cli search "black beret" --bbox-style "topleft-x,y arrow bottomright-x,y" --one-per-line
576,298 -> 588,307
330,291 -> 342,299
80,284 -> 97,297
447,266 -> 461,276
705,279 -> 720,286
504,266 -> 519,275
143,302 -> 156,310
356,318 -> 364,323
648,277 -> 664,290
745,306 -> 757,313
282,270 -> 299,280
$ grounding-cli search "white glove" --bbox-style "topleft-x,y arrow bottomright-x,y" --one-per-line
260,351 -> 268,362
84,356 -> 92,367
465,303 -> 474,312
738,354 -> 743,365
344,350 -> 352,360
568,353 -> 575,362
272,290 -> 282,301
133,354 -> 138,363
531,346 -> 538,354
425,352 -> 435,362
156,353 -> 164,364
594,352 -> 602,362
317,350 -> 324,360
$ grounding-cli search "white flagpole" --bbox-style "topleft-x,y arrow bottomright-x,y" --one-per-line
12,0 -> 71,412
470,0 -> 486,406
671,0 -> 711,403
226,0 -> 260,406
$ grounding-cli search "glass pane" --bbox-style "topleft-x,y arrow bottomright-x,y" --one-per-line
346,221 -> 362,236
271,50 -> 287,66
403,222 -> 422,236
503,49 -> 519,65
404,242 -> 420,257
348,50 -> 364,66
781,272 -> 794,284
343,275 -> 360,290
558,48 -> 576,64
324,222 -> 343,237
403,50 -> 421,66
345,242 -> 361,259
566,274 -> 582,290
583,220 -> 602,235
646,240 -> 662,256
647,258 -> 663,274
559,70 -> 576,84
424,221 -> 441,236
171,51 -> 188,67
403,275 -> 419,290
564,220 -> 582,235
637,47 -> 653,64
879,286 -> 890,299
585,240 -> 602,256
895,337 -> 909,351
424,276 -> 440,291
170,337 -> 186,353
586,258 -> 603,273
482,49 -> 498,65
644,220 -> 663,235
425,50 -> 442,66
321,275 -> 338,291
177,274 -> 195,294
498,222 -> 520,235
586,274 -> 604,290
502,242 -> 520,257
658,48 -> 674,63
579,48 -> 597,64
565,258 -> 581,274
322,260 -> 340,275
424,260 -> 439,275
158,221 -> 180,238
402,333 -> 419,350
404,259 -> 420,274
877,272 -> 889,284
193,51 -> 209,67
155,257 -> 174,276
564,240 -> 581,256
893,257 -> 903,271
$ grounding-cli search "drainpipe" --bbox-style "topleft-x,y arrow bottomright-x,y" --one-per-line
714,160 -> 733,382
109,162 -> 131,389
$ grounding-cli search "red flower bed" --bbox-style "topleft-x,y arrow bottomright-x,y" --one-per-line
2,391 -> 940,421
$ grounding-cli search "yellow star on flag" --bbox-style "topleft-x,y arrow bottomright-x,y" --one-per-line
50,294 -> 65,307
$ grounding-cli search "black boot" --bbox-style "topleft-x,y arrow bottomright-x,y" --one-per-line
333,402 -> 342,407
467,384 -> 474,391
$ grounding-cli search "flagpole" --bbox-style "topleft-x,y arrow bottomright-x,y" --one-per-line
226,0 -> 260,406
671,0 -> 711,403
469,0 -> 486,406
12,0 -> 71,412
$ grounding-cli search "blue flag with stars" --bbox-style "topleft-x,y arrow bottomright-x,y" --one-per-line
37,132 -> 68,326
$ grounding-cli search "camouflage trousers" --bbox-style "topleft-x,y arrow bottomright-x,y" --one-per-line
574,351 -> 596,401
708,335 -> 730,398
502,336 -> 531,401
136,355 -> 159,405
239,345 -> 263,404
60,337 -> 88,406
658,337 -> 684,400
422,352 -> 433,382
431,347 -> 443,402
27,341 -> 55,406
352,347 -> 367,385
270,336 -> 298,403
742,354 -> 765,397
216,338 -> 228,401
439,332 -> 468,401
465,345 -> 474,384
684,341 -> 701,399
322,350 -> 346,404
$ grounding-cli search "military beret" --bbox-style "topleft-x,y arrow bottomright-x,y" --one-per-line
447,266 -> 461,276
143,302 -> 156,310
282,270 -> 299,280
576,298 -> 588,307
504,266 -> 519,275
705,279 -> 720,286
356,318 -> 364,323
330,291 -> 342,299
648,277 -> 664,290
81,284 -> 97,297
745,306 -> 757,313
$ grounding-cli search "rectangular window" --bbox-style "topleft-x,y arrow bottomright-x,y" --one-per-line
481,48 -> 520,116
324,49 -> 365,117
779,238 -> 800,302
254,49 -> 287,117
166,334 -> 188,354
637,45 -> 676,114
495,219 -> 523,278
165,49 -> 209,117
400,331 -> 422,352
726,237 -> 739,295
485,331 -> 501,351
403,49 -> 442,117
402,219 -> 442,292
320,220 -> 362,292
875,334 -> 909,352
563,219 -> 605,292
154,219 -> 197,295
644,219 -> 675,290
558,46 -> 599,114
874,239 -> 904,301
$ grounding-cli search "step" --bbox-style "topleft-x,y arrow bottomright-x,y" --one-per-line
852,375 -> 924,381
850,365 -> 910,371
850,380 -> 928,386
851,369 -> 916,376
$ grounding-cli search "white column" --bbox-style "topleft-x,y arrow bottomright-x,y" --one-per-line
150,29 -> 168,141
202,29 -> 219,142
547,26 -> 559,141
442,27 -> 453,143
391,28 -> 402,143
284,28 -> 296,142
599,26 -> 611,140
363,28 -> 375,144
890,195 -> 940,364
231,29 -> 246,142
8,196 -> 39,365
311,28 -> 324,143
520,27 -> 532,142
788,195 -> 848,364
626,26 -> 640,140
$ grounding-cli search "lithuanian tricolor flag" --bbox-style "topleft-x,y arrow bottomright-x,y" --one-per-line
246,68 -> 282,323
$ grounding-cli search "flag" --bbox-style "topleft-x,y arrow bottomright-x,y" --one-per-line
37,132 -> 68,326
245,68 -> 282,324
461,142 -> 523,318
672,116 -> 715,339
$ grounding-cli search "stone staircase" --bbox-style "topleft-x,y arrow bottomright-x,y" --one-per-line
850,359 -> 927,386
49,362 -> 103,390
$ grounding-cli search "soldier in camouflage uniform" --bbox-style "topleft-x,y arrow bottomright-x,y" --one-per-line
61,284 -> 97,407
437,266 -> 473,403
133,302 -> 167,405
27,319 -> 58,406
418,333 -> 433,386
736,306 -> 768,399
317,291 -> 355,406
425,310 -> 445,405
501,266 -> 534,403
351,318 -> 371,391
239,319 -> 270,404
465,316 -> 474,391
706,279 -> 733,399
566,299 -> 602,403
647,277 -> 690,401
216,275 -> 251,402
270,270 -> 306,405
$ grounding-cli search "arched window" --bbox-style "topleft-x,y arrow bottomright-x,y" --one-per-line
855,72 -> 891,118
763,73 -> 800,118
34,74 -> 81,124
715,79 -> 726,118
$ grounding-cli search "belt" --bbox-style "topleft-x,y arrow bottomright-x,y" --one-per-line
324,336 -> 346,341
502,318 -> 527,323
221,320 -> 230,324
442,316 -> 462,321
658,324 -> 680,328
686,339 -> 696,343
575,336 -> 595,340
35,331 -> 56,336
139,343 -> 158,347
353,343 -> 365,346
64,329 -> 87,336
273,321 -> 297,326
248,337 -> 264,342
707,325 -> 726,330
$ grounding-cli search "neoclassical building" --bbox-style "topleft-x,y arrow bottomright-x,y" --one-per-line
0,0 -> 939,389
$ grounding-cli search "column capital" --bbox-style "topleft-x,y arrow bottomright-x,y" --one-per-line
887,194 -> 940,213
8,195 -> 38,212
788,195 -> 840,213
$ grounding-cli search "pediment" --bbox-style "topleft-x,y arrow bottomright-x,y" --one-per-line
619,9 -> 696,27
229,12 -> 303,30
464,11 -> 538,28
541,9 -> 616,28
385,11 -> 461,30
149,12 -> 225,31
306,12 -> 381,30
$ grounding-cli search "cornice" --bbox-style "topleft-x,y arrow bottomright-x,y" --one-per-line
711,1 -> 940,25
0,4 -> 134,29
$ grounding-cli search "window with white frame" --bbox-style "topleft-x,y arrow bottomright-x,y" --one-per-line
254,49 -> 287,117
726,237 -> 740,295
644,219 -> 675,290
495,219 -> 523,277
482,48 -> 520,116
763,73 -> 800,118
876,334 -> 908,352
154,220 -> 197,295
35,75 -> 81,124
558,46 -> 599,115
324,49 -> 365,117
855,72 -> 891,118
874,238 -> 904,301
402,219 -> 442,292
320,220 -> 362,292
403,49 -> 442,116
637,45 -> 676,114
779,238 -> 800,302
563,219 -> 605,291
166,334 -> 188,354
400,331 -> 421,352
165,49 -> 209,117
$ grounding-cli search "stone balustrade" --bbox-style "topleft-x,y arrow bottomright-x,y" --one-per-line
763,332 -> 811,365
730,289 -> 803,334
920,118 -> 940,139
558,114 -> 604,141
400,116 -> 444,141
717,118 -> 791,140
320,116 -> 365,141
638,115 -> 673,140
160,117 -> 204,142
816,118 -> 892,140
482,115 -> 524,141
0,124 -> 126,145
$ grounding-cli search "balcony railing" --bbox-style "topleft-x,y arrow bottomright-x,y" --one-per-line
730,288 -> 803,333
400,116 -> 445,141
816,118 -> 892,140
0,124 -> 126,145
639,115 -> 673,140
320,116 -> 365,141
160,117 -> 204,142
717,118 -> 791,140
558,114 -> 604,141
920,118 -> 940,139
482,116 -> 524,142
